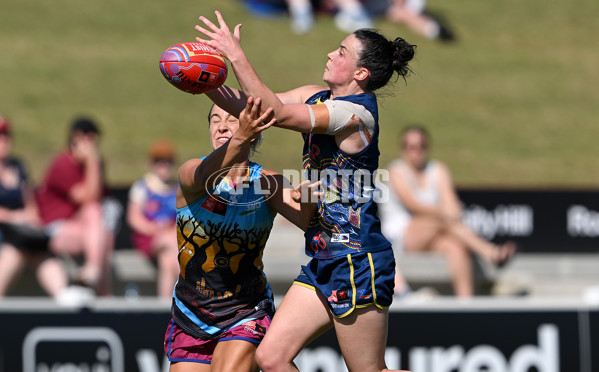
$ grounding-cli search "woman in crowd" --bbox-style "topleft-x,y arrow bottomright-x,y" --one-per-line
380,125 -> 515,298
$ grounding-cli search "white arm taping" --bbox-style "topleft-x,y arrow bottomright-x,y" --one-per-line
323,100 -> 375,136
307,105 -> 316,131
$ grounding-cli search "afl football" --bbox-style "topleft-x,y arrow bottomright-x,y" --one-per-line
159,42 -> 228,94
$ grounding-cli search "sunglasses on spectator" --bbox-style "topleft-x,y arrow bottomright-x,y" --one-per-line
401,142 -> 428,151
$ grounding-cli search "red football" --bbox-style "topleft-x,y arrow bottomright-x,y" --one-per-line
159,42 -> 228,94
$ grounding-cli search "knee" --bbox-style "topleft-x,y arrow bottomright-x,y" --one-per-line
440,237 -> 468,257
387,6 -> 411,23
254,344 -> 270,371
255,343 -> 280,372
79,202 -> 104,225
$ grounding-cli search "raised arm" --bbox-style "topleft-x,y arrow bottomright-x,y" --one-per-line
178,97 -> 274,196
196,11 -> 324,133
263,174 -> 322,231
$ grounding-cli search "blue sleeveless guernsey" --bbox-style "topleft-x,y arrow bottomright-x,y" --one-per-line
303,90 -> 391,259
172,161 -> 275,339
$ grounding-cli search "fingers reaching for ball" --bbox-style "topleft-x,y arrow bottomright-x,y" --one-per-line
195,11 -> 242,60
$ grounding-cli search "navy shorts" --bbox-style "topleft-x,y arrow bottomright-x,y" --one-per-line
294,249 -> 396,318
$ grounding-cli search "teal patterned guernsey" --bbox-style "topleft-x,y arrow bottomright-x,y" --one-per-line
172,161 -> 275,339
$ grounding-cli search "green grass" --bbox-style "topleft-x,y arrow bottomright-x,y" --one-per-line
1,0 -> 598,187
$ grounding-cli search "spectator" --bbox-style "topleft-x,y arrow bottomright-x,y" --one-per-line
127,139 -> 179,299
0,115 -> 69,299
36,117 -> 116,296
379,125 -> 515,298
243,0 -> 372,34
364,0 -> 455,42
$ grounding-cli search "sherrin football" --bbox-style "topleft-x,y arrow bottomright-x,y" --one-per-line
159,42 -> 228,94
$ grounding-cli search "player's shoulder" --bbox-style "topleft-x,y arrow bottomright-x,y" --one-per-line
279,85 -> 327,104
259,167 -> 280,177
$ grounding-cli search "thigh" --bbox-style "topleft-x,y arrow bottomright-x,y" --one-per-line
169,362 -> 211,372
403,216 -> 444,252
212,340 -> 258,372
258,284 -> 333,363
333,306 -> 391,372
48,219 -> 86,254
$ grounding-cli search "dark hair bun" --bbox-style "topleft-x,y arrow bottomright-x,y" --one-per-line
391,37 -> 416,78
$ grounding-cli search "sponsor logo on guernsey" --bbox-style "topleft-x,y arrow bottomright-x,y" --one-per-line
331,233 -> 350,243
200,195 -> 228,216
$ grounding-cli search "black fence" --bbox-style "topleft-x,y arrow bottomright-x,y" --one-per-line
111,187 -> 599,253
0,300 -> 596,372
458,189 -> 599,253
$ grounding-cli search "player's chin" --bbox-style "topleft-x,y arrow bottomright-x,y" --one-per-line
211,139 -> 227,151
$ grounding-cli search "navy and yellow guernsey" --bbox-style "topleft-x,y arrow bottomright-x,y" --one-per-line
303,90 -> 391,259
172,161 -> 275,339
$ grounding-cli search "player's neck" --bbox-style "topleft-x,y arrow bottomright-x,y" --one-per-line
329,83 -> 365,99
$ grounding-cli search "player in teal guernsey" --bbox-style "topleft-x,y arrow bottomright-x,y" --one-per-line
197,11 -> 415,372
165,98 -> 317,372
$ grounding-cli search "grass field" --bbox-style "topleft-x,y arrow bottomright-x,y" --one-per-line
1,0 -> 598,187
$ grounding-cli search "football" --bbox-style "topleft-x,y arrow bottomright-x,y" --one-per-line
159,42 -> 228,94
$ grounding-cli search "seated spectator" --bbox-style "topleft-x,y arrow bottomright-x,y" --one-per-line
0,115 -> 69,299
364,0 -> 455,42
379,125 -> 515,298
127,139 -> 179,299
243,0 -> 372,34
36,117 -> 117,296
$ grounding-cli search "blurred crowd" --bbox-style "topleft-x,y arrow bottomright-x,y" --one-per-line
0,2 -> 463,304
0,115 -> 179,303
0,112 -> 517,303
243,0 -> 455,41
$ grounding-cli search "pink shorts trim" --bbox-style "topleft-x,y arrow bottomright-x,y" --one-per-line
163,316 -> 271,364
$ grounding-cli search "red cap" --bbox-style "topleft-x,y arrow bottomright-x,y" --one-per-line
148,139 -> 175,160
0,116 -> 11,135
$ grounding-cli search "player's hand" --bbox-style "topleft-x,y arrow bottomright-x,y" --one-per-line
195,10 -> 242,62
234,96 -> 275,144
291,180 -> 323,204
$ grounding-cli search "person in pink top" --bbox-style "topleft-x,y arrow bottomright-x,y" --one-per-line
36,117 -> 114,295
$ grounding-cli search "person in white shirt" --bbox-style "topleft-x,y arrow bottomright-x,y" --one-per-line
380,125 -> 515,298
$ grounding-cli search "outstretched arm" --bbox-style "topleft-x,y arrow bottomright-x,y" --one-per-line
196,11 -> 323,133
178,97 -> 275,195
265,176 -> 322,231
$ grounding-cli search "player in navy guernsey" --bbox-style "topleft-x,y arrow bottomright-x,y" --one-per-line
197,11 -> 415,372
164,99 -> 316,372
